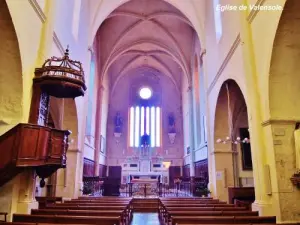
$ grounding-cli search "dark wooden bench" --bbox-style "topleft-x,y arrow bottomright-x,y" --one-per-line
0,213 -> 8,222
55,202 -> 129,206
163,211 -> 259,224
0,223 -> 92,225
160,197 -> 213,200
44,204 -> 132,222
35,197 -> 63,209
170,216 -> 276,225
162,203 -> 234,207
13,214 -> 121,225
176,224 -> 277,225
31,209 -> 128,225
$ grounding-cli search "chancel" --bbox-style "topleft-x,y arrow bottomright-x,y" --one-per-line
0,0 -> 300,224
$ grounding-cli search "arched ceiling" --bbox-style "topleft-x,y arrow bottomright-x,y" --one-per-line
95,0 -> 199,90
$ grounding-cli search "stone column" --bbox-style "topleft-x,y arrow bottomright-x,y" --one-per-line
188,86 -> 195,177
16,170 -> 39,214
239,1 -> 272,215
261,121 -> 300,222
94,85 -> 104,176
56,148 -> 82,199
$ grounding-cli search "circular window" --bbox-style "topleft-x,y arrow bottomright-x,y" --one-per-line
139,87 -> 152,99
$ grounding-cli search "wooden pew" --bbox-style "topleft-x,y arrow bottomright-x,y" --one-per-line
44,204 -> 132,222
163,211 -> 259,224
78,197 -> 132,200
159,206 -> 249,222
176,224 -> 276,225
160,197 -> 213,200
0,213 -> 8,222
1,223 -> 92,225
35,197 -> 62,209
170,216 -> 276,225
31,209 -> 127,225
160,200 -> 224,204
13,214 -> 121,225
55,202 -> 129,206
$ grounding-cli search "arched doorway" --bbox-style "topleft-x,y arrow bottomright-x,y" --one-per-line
213,79 -> 253,202
267,0 -> 300,221
0,0 -> 23,135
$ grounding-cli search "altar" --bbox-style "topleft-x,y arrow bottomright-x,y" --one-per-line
129,172 -> 161,183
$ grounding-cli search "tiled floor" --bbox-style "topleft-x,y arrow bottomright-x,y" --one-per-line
130,213 -> 162,225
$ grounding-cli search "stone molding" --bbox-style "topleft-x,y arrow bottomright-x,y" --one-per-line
28,0 -> 46,23
29,0 -> 65,57
207,34 -> 241,95
84,141 -> 95,150
210,150 -> 236,155
195,144 -> 208,152
53,32 -> 65,56
247,0 -> 266,24
261,119 -> 300,127
68,148 -> 82,153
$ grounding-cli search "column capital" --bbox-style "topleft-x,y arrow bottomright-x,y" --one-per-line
88,46 -> 94,54
200,48 -> 207,59
199,49 -> 206,65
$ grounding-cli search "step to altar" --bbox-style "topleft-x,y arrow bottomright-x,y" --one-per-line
132,198 -> 159,212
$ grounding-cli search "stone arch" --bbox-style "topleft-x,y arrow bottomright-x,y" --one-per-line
213,79 -> 253,201
269,0 -> 300,120
90,0 -> 205,88
0,0 -> 23,135
266,1 -> 300,221
89,0 -> 205,48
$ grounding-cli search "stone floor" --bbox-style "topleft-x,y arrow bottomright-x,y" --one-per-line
130,213 -> 161,225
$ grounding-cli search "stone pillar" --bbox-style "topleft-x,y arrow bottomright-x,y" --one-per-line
261,121 -> 300,222
239,0 -> 272,215
188,86 -> 195,177
16,170 -> 38,214
94,85 -> 104,176
210,145 -> 234,202
56,148 -> 82,199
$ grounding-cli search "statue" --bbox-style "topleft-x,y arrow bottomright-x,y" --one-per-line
114,112 -> 122,133
294,123 -> 300,169
168,113 -> 176,133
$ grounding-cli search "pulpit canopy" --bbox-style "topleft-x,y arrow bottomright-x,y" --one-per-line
34,47 -> 87,98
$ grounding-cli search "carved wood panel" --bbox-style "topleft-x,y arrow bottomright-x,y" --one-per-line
194,159 -> 208,183
183,164 -> 190,178
83,158 -> 95,177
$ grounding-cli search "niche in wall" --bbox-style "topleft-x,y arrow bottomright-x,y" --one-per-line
239,128 -> 252,170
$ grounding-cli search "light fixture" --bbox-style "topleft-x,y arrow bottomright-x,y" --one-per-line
139,87 -> 152,99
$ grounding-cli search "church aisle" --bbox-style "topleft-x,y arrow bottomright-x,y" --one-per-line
130,213 -> 161,225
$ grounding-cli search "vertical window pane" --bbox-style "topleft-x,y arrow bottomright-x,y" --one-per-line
213,0 -> 222,42
146,107 -> 150,135
156,107 -> 160,147
151,107 -> 155,147
135,107 -> 140,147
141,107 -> 145,136
129,107 -> 134,147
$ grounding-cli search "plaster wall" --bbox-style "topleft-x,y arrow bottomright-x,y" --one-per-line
205,0 -> 241,90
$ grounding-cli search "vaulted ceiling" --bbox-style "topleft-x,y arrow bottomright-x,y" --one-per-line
95,0 -> 198,91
